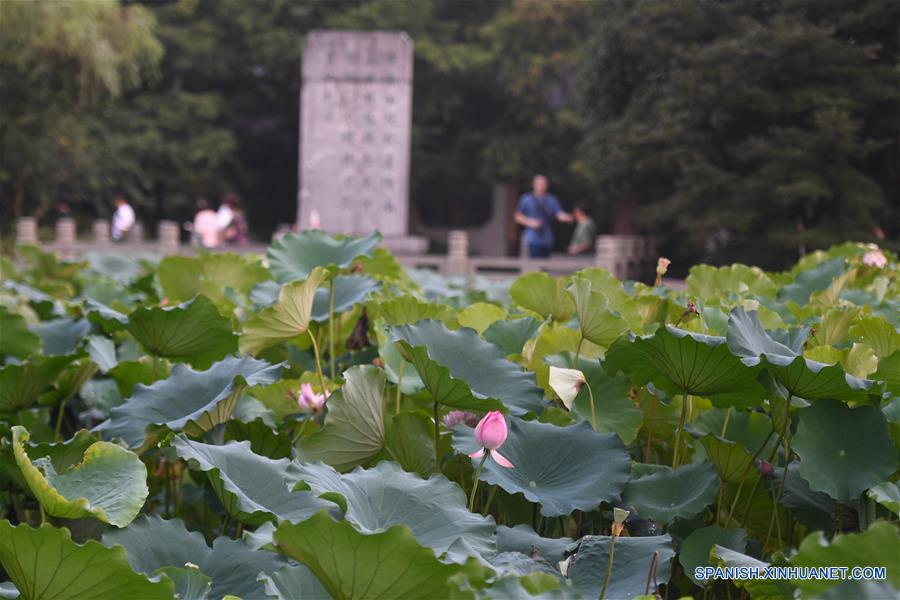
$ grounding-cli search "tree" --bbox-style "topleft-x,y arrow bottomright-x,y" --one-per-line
0,0 -> 163,220
578,0 -> 899,269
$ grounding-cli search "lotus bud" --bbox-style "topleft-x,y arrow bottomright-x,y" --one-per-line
548,366 -> 586,410
758,459 -> 774,478
656,257 -> 671,277
863,247 -> 887,268
297,382 -> 327,415
468,410 -> 513,468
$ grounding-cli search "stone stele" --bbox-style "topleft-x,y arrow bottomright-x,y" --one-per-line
298,31 -> 424,252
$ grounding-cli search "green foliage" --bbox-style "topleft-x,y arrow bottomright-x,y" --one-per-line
0,235 -> 898,599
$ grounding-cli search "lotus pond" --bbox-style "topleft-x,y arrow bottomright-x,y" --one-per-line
0,236 -> 898,599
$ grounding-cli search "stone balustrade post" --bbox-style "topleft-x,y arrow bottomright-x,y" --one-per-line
157,220 -> 180,255
55,218 -> 76,258
446,229 -> 469,278
594,235 -> 620,276
16,217 -> 38,246
93,220 -> 110,247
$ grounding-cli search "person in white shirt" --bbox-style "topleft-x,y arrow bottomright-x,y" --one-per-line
111,196 -> 135,241
216,201 -> 234,232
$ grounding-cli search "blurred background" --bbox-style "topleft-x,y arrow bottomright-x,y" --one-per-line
1,0 -> 897,271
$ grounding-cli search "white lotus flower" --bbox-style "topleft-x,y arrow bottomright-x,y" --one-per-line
548,366 -> 586,410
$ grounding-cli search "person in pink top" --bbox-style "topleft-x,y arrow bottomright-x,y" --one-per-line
192,198 -> 220,248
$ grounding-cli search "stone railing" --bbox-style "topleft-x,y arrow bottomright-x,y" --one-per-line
10,218 -> 659,282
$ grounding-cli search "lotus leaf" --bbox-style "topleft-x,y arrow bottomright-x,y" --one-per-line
452,419 -> 630,516
103,515 -> 284,599
0,520 -> 173,599
267,230 -> 381,283
273,511 -> 491,599
792,399 -> 898,503
13,426 -> 147,527
392,319 -> 544,415
96,355 -> 283,450
173,436 -> 337,525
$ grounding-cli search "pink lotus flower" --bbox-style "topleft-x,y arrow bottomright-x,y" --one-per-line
469,411 -> 513,468
443,410 -> 480,429
863,248 -> 887,268
297,383 -> 327,415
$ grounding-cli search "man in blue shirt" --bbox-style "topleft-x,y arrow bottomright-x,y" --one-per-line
514,174 -> 573,258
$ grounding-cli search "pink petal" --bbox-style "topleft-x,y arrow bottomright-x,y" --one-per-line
468,448 -> 485,459
490,449 -> 514,468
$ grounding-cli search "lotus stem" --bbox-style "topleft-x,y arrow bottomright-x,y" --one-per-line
764,395 -> 794,549
482,485 -> 498,516
395,361 -> 405,415
725,428 -> 776,527
328,279 -> 336,379
671,393 -> 689,468
307,331 -> 330,397
599,533 -> 618,600
585,380 -> 598,431
434,401 -> 440,473
468,453 -> 488,512
54,398 -> 67,442
573,336 -> 584,368
151,354 -> 160,383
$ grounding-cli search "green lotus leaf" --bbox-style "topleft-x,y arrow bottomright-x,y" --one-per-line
239,267 -> 328,355
816,580 -> 899,600
680,525 -> 747,585
103,515 -> 285,599
567,277 -> 628,348
772,464 -> 834,534
566,534 -> 675,599
574,267 -> 644,330
126,295 -> 237,368
107,358 -> 162,397
0,307 -> 41,359
383,411 -> 436,477
273,511 -> 491,599
456,302 -> 507,334
173,436 -> 337,526
0,429 -> 98,499
288,460 -> 495,560
849,316 -> 900,359
12,426 -> 147,527
96,355 -> 283,450
157,253 -> 269,304
874,350 -> 900,399
700,434 -> 759,485
153,565 -> 210,600
0,521 -> 174,600
792,399 -> 898,503
710,545 -> 791,600
310,274 -> 380,321
778,257 -> 845,306
483,317 -> 541,356
83,251 -> 148,284
225,417 -> 291,459
30,317 -> 91,356
0,355 -> 75,413
267,230 -> 381,283
622,462 -> 719,524
546,354 -> 643,444
259,564 -> 329,600
17,244 -> 86,281
605,324 -> 766,409
691,408 -> 778,458
452,419 -> 630,516
295,365 -> 386,471
85,335 -> 117,373
727,307 -> 880,402
356,246 -> 414,285
814,306 -> 860,346
375,324 -> 425,395
392,319 -> 544,415
367,295 -> 455,327
789,521 -> 900,598
495,525 -> 572,565
509,271 -> 575,322
868,482 -> 900,515
686,263 -> 779,300
84,299 -> 130,333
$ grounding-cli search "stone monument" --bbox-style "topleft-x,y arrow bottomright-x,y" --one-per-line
298,30 -> 426,252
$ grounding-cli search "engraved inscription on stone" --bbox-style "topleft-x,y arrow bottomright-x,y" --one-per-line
298,31 -> 413,237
